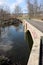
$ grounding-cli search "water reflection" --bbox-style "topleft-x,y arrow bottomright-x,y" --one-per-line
25,30 -> 33,57
0,24 -> 33,65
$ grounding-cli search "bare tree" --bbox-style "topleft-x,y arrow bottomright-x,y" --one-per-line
0,6 -> 10,21
27,0 -> 43,19
27,0 -> 30,15
33,0 -> 38,17
14,5 -> 22,17
27,0 -> 34,18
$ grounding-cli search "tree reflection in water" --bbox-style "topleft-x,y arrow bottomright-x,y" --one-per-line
0,56 -> 13,65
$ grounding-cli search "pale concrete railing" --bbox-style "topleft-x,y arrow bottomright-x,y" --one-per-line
23,20 -> 43,65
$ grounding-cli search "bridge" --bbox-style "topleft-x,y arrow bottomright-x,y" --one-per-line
23,19 -> 43,65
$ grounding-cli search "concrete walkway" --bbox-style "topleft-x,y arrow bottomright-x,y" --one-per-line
32,19 -> 43,22
27,19 -> 43,32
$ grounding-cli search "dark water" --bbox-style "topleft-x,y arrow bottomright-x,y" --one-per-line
0,23 -> 33,65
